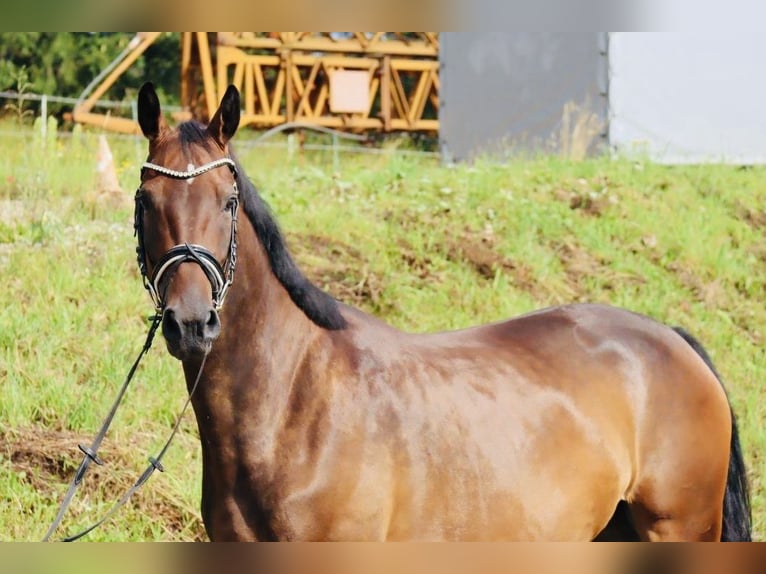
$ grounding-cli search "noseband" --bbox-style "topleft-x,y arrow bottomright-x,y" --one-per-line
134,157 -> 239,312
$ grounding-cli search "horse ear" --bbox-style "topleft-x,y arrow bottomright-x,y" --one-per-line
207,85 -> 240,148
137,82 -> 167,141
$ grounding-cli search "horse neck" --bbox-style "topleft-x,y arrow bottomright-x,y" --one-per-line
181,211 -> 322,442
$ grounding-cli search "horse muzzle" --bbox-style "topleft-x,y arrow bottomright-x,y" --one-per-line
162,304 -> 221,360
140,244 -> 226,360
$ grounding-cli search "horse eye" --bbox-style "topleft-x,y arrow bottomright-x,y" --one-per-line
224,196 -> 238,211
136,190 -> 154,211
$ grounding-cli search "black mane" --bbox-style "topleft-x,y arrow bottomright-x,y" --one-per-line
235,164 -> 347,330
177,121 -> 215,150
176,121 -> 346,330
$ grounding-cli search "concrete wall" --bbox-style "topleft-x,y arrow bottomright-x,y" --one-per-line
439,32 -> 608,162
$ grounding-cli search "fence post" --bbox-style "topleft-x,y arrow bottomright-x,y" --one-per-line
41,94 -> 47,141
131,99 -> 141,162
333,132 -> 339,173
287,132 -> 295,161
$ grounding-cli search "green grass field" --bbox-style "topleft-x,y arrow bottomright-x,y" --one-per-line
1,124 -> 765,541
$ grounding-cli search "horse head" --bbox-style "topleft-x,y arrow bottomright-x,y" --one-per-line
135,82 -> 241,360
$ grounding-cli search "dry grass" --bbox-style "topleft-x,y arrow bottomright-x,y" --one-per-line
557,99 -> 605,160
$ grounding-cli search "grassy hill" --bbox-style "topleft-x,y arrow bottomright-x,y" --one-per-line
1,125 -> 764,540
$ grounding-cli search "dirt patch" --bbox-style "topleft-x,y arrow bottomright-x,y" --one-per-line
3,426 -> 206,541
399,246 -> 441,281
554,189 -> 611,217
664,262 -> 729,308
288,232 -> 390,312
290,232 -> 365,263
553,179 -> 616,218
737,204 -> 766,231
548,241 -> 595,301
636,242 -> 763,344
289,228 -> 659,310
663,261 -> 763,343
748,243 -> 766,265
293,227 -> 540,301
445,235 -> 510,279
637,239 -> 732,308
317,267 -> 387,310
6,428 -> 73,486
553,240 -> 646,301
443,231 -> 537,293
289,229 -> 541,308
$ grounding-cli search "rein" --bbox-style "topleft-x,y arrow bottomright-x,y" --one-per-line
43,157 -> 238,541
43,315 -> 162,541
46,346 -> 209,542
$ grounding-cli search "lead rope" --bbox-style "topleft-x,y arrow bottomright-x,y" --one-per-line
60,350 -> 209,542
42,314 -> 161,541
42,317 -> 208,542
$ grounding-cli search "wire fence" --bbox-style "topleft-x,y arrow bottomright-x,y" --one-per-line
0,90 -> 441,170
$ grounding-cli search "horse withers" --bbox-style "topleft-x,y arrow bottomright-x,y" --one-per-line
133,82 -> 751,541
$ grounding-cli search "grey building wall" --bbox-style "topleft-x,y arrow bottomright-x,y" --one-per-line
439,33 -> 608,162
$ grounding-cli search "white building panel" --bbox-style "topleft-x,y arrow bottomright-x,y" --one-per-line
609,32 -> 766,163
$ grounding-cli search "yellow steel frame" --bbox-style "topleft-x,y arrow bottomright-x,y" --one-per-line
72,32 -> 162,134
217,32 -> 439,57
73,32 -> 440,134
184,33 -> 439,133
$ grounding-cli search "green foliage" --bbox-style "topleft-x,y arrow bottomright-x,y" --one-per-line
0,33 -> 180,118
1,66 -> 34,123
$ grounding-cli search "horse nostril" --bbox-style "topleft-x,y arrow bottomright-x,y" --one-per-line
204,309 -> 221,339
162,308 -> 182,343
162,307 -> 220,353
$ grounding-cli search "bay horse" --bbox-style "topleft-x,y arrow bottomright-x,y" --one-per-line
134,82 -> 751,541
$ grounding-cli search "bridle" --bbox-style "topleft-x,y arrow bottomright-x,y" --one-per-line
134,156 -> 240,312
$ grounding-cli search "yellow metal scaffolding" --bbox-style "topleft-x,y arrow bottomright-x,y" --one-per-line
73,32 -> 440,135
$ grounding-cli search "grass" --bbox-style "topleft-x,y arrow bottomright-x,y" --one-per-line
1,122 -> 765,541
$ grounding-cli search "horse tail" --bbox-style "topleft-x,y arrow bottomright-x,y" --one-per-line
672,326 -> 752,541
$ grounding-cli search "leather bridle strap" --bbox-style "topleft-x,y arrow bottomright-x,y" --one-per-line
142,157 -> 236,180
148,243 -> 228,311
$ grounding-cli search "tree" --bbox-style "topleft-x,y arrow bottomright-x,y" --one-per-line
0,33 -> 180,120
